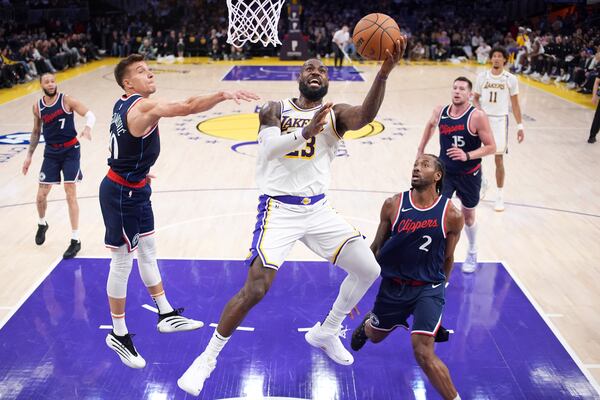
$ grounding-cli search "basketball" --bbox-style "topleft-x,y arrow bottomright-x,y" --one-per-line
352,13 -> 401,61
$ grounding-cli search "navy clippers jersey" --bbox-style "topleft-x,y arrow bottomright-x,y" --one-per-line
377,190 -> 451,283
438,105 -> 481,174
108,94 -> 160,183
39,93 -> 76,144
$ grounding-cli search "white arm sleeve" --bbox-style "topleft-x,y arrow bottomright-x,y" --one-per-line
84,110 -> 96,129
258,126 -> 307,161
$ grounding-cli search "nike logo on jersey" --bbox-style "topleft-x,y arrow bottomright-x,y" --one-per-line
440,116 -> 449,119
473,170 -> 479,176
401,207 -> 413,212
74,145 -> 80,148
432,283 -> 442,288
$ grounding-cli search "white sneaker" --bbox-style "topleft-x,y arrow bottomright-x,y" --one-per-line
177,353 -> 217,396
462,251 -> 478,273
541,73 -> 550,84
157,308 -> 204,333
494,197 -> 505,212
305,322 -> 354,365
105,332 -> 146,369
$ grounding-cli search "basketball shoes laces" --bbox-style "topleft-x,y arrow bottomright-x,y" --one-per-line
105,331 -> 146,369
305,322 -> 354,365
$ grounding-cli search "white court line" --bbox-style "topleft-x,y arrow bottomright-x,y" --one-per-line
0,256 -> 62,331
99,325 -> 113,330
501,261 -> 600,396
208,323 -> 254,332
142,304 -> 159,313
297,327 -> 311,332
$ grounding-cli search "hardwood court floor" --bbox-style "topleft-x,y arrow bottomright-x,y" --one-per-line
0,57 -> 599,391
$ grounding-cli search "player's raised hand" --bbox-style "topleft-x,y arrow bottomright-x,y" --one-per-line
302,102 -> 332,139
380,36 -> 407,77
79,127 -> 92,141
222,90 -> 260,105
22,155 -> 32,175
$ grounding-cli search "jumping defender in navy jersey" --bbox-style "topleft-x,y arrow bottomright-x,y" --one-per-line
100,54 -> 259,369
22,72 -> 96,259
351,154 -> 464,400
417,77 -> 495,273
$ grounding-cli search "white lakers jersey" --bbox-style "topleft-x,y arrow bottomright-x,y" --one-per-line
474,70 -> 519,116
256,98 -> 341,196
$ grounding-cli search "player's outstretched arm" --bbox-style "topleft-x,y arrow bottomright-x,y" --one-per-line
64,95 -> 95,141
443,202 -> 464,283
128,90 -> 260,137
417,105 -> 443,158
333,37 -> 407,136
370,195 -> 398,259
22,103 -> 42,175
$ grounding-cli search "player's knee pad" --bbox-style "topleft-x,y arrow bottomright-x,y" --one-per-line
107,245 -> 134,298
336,238 -> 380,283
137,235 -> 162,288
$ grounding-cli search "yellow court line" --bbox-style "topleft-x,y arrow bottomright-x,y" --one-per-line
1,57 -> 595,110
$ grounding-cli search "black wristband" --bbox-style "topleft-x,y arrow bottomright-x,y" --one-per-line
465,152 -> 471,161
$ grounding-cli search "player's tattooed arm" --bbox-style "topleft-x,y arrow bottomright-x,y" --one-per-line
258,101 -> 282,130
22,103 -> 42,175
370,195 -> 398,259
333,37 -> 406,136
443,203 -> 464,283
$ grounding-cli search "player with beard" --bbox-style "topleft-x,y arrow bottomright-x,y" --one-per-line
177,38 -> 407,396
22,72 -> 96,258
417,77 -> 495,273
350,154 -> 464,400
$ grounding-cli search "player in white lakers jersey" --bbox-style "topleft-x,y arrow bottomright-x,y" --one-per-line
178,38 -> 407,396
473,47 -> 525,211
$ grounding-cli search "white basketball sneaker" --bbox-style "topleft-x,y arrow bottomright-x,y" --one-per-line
177,353 -> 217,396
462,251 -> 478,273
305,322 -> 354,365
105,331 -> 146,369
157,308 -> 204,333
494,196 -> 505,212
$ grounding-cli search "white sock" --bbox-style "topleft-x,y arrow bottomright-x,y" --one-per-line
497,187 -> 503,200
111,313 -> 128,336
453,394 -> 461,400
322,306 -> 346,333
38,218 -> 47,225
152,291 -> 174,314
464,223 -> 477,253
71,230 -> 79,241
205,330 -> 230,359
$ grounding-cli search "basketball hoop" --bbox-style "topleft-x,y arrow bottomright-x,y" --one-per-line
226,0 -> 286,47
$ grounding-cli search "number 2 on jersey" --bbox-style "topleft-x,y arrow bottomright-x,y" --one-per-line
419,235 -> 432,252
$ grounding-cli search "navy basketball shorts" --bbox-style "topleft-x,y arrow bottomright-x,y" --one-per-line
369,278 -> 445,336
99,177 -> 154,252
39,145 -> 83,184
442,168 -> 482,209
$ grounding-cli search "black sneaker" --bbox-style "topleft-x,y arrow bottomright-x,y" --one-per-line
105,331 -> 146,369
157,307 -> 204,333
351,313 -> 372,351
63,239 -> 81,259
588,136 -> 596,144
35,223 -> 48,245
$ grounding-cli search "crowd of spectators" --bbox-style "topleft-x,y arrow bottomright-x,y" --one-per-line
1,0 -> 598,95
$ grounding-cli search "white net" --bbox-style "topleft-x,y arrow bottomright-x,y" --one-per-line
226,0 -> 286,47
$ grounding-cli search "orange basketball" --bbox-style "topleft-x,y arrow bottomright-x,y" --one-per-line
352,13 -> 401,61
